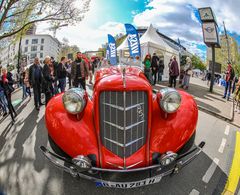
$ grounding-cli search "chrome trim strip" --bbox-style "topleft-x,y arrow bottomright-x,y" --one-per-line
116,92 -> 119,156
104,120 -> 145,131
123,91 -> 126,169
104,121 -> 124,130
125,137 -> 144,147
106,161 -> 124,169
103,92 -> 106,146
125,102 -> 144,111
109,91 -> 112,151
125,120 -> 145,130
126,160 -> 143,169
106,160 -> 143,170
104,137 -> 124,147
104,136 -> 144,148
103,102 -> 144,111
103,102 -> 124,111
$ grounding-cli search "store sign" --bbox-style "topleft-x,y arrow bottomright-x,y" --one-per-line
202,22 -> 220,47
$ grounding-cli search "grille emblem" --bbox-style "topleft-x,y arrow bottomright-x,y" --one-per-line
137,105 -> 144,121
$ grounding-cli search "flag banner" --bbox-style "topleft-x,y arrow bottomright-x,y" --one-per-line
125,24 -> 141,58
107,34 -> 117,65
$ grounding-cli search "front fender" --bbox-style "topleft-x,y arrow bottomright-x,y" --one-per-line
45,94 -> 99,166
150,90 -> 198,159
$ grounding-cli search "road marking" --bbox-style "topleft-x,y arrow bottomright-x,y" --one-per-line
189,189 -> 200,195
218,138 -> 227,153
225,125 -> 230,136
202,158 -> 219,183
223,131 -> 240,194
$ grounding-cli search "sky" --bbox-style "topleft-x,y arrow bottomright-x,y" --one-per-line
37,0 -> 240,60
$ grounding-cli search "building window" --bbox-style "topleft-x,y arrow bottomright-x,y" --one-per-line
40,53 -> 43,58
30,53 -> 37,59
25,40 -> 29,45
32,39 -> 38,44
41,38 -> 44,44
24,47 -> 28,52
31,46 -> 37,51
40,45 -> 44,51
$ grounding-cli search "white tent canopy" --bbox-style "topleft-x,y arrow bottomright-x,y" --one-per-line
140,24 -> 179,56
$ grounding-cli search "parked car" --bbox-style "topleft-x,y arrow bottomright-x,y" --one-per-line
41,63 -> 204,188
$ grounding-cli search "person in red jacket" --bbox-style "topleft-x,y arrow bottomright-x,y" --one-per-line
223,62 -> 235,100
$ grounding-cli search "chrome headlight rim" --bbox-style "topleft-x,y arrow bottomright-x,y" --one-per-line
159,88 -> 181,113
62,88 -> 87,115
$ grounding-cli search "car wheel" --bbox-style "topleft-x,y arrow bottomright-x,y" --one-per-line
177,131 -> 196,155
48,135 -> 70,158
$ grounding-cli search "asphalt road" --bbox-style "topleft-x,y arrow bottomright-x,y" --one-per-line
0,86 -> 239,195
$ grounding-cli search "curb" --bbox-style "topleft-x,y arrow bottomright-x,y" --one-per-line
223,131 -> 240,195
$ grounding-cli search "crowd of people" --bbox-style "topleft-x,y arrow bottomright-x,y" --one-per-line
143,53 -> 192,90
1,51 -> 240,122
0,52 -> 104,122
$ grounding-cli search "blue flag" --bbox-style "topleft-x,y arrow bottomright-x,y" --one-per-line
107,34 -> 117,65
125,24 -> 141,58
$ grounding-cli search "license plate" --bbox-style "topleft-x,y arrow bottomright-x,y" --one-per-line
95,175 -> 162,188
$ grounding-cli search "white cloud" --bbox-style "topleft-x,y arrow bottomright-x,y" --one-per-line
133,0 -> 240,57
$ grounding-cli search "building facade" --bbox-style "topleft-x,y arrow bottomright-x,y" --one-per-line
207,35 -> 239,72
0,34 -> 60,68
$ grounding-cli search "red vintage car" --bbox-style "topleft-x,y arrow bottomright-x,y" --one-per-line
41,64 -> 204,188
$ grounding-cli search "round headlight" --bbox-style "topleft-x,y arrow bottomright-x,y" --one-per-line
62,88 -> 86,114
159,88 -> 181,113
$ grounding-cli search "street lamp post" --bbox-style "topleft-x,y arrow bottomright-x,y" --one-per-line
198,7 -> 221,92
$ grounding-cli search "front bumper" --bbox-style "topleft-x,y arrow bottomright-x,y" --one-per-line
40,142 -> 205,188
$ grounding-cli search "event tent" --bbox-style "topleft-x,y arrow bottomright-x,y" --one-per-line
117,24 -> 180,80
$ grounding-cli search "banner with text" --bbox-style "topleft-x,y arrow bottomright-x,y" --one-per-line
125,24 -> 141,58
107,34 -> 117,65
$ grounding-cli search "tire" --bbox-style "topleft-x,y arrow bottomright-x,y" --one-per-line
177,131 -> 196,155
48,135 -> 70,158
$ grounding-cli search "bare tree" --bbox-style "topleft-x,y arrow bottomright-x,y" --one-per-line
0,0 -> 91,40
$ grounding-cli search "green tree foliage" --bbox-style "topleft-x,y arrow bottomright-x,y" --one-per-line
0,0 -> 91,40
191,55 -> 206,71
59,38 -> 79,61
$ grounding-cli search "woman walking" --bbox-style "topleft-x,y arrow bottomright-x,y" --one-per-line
24,69 -> 31,98
1,67 -> 17,122
181,57 -> 192,90
0,81 -> 8,117
169,56 -> 179,88
43,56 -> 55,105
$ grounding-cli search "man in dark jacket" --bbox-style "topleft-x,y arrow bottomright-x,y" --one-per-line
29,57 -> 43,110
158,59 -> 164,82
223,62 -> 235,100
151,53 -> 159,85
51,57 -> 59,95
71,52 -> 89,90
57,57 -> 67,92
169,56 -> 179,88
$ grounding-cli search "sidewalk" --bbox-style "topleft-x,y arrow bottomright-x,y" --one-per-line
153,77 -> 239,127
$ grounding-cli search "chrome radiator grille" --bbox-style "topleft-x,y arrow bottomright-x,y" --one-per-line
99,91 -> 148,158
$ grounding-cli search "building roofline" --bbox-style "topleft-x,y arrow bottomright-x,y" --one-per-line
23,34 -> 60,44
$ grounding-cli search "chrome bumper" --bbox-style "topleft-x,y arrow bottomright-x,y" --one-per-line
40,142 -> 205,188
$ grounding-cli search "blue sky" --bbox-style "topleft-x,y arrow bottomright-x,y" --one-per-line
38,0 -> 240,60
